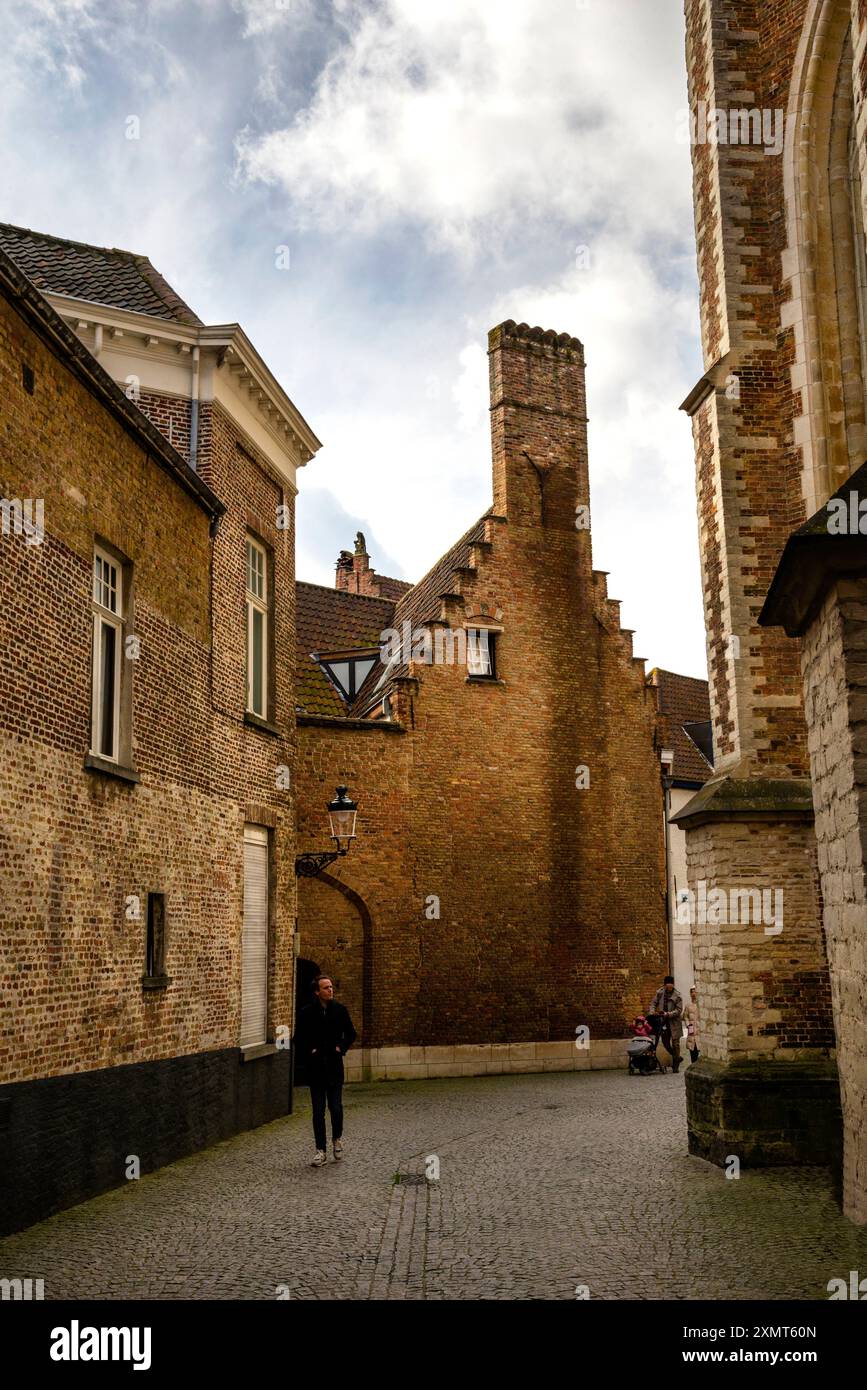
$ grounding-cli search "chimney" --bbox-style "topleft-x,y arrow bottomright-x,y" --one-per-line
335,532 -> 380,595
487,320 -> 589,533
335,549 -> 355,592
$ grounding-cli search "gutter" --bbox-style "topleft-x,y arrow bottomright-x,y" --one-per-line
190,345 -> 200,471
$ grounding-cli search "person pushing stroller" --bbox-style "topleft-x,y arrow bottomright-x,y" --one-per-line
648,975 -> 684,1073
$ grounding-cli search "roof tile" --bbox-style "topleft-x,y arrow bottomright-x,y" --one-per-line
296,582 -> 396,717
0,222 -> 202,325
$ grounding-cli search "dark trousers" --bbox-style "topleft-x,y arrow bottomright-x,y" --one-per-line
310,1081 -> 343,1151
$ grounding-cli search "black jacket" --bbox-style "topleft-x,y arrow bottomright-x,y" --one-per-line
294,1000 -> 357,1082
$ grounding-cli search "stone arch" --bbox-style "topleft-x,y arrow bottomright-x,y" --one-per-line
295,871 -> 372,1046
784,0 -> 867,514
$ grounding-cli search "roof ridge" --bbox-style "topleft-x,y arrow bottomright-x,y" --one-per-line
393,507 -> 493,622
651,667 -> 710,686
296,579 -> 399,605
0,220 -> 148,264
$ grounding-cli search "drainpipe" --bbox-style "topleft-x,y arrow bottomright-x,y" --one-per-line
93,324 -> 103,360
189,345 -> 200,471
660,749 -> 675,976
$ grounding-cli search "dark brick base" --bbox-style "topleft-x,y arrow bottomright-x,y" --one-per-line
0,1048 -> 291,1236
686,1058 -> 842,1175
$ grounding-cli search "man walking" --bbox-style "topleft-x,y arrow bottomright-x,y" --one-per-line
648,974 -> 684,1073
294,975 -> 357,1167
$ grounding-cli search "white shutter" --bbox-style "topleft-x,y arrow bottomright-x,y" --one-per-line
241,827 -> 269,1048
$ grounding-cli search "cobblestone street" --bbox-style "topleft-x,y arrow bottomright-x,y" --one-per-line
4,1069 -> 867,1301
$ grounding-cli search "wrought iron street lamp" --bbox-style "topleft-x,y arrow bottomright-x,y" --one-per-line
295,785 -> 358,878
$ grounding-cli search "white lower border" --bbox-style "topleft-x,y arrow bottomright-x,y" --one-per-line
343,1038 -> 629,1083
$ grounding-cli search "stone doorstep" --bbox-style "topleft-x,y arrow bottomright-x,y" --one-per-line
343,1038 -> 630,1083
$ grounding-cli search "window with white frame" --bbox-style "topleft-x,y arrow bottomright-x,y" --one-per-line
246,537 -> 268,718
91,548 -> 123,760
466,628 -> 496,679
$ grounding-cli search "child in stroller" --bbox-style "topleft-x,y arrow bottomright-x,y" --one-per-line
626,1014 -> 666,1075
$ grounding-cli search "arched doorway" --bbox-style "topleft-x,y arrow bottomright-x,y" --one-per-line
293,955 -> 321,1087
295,871 -> 372,1074
783,0 -> 867,511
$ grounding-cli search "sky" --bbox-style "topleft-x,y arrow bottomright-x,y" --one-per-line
1,0 -> 708,678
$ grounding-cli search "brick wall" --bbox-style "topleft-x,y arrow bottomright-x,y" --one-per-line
683,0 -> 813,779
0,298 -> 294,1091
296,323 -> 669,1048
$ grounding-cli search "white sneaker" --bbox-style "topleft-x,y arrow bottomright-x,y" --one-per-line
333,1139 -> 344,1160
310,1150 -> 327,1167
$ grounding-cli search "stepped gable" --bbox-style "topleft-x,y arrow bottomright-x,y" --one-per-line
296,581 -> 396,717
0,221 -> 203,325
650,668 -> 713,783
392,510 -> 492,632
349,510 -> 493,715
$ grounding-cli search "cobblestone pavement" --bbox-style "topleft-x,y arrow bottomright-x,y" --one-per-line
4,1069 -> 867,1300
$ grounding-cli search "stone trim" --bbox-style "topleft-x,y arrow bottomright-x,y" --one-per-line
83,753 -> 140,785
342,1037 -> 629,1082
141,973 -> 171,992
243,711 -> 283,738
240,1042 -> 278,1061
296,713 -> 405,733
671,775 -> 815,829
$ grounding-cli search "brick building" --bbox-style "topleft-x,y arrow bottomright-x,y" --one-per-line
294,321 -> 691,1081
649,669 -> 714,995
0,226 -> 319,1235
0,223 -> 707,1229
678,0 -> 867,1222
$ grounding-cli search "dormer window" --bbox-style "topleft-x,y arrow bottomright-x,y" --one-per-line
317,651 -> 379,704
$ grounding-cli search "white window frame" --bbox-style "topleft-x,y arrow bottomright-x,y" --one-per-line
91,547 -> 123,762
241,825 -> 270,1049
246,537 -> 268,718
466,627 -> 495,678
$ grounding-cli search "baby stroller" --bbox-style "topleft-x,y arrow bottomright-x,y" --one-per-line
627,1016 -> 668,1075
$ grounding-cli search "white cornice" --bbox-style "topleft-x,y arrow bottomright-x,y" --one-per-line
42,291 -> 322,474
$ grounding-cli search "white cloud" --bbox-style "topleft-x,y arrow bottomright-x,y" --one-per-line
0,0 -> 707,676
237,0 -> 694,254
481,241 -> 705,675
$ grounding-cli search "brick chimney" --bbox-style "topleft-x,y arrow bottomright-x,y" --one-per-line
335,532 -> 379,595
487,320 -> 589,533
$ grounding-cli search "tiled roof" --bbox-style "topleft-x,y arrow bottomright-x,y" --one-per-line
0,222 -> 203,325
392,511 -> 491,633
373,575 -> 413,601
651,669 -> 713,783
351,510 -> 493,714
296,582 -> 396,717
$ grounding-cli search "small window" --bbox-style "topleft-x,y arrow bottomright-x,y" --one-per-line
91,547 -> 124,760
467,629 -> 496,679
146,893 -> 167,978
246,537 -> 268,717
319,654 -> 378,703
